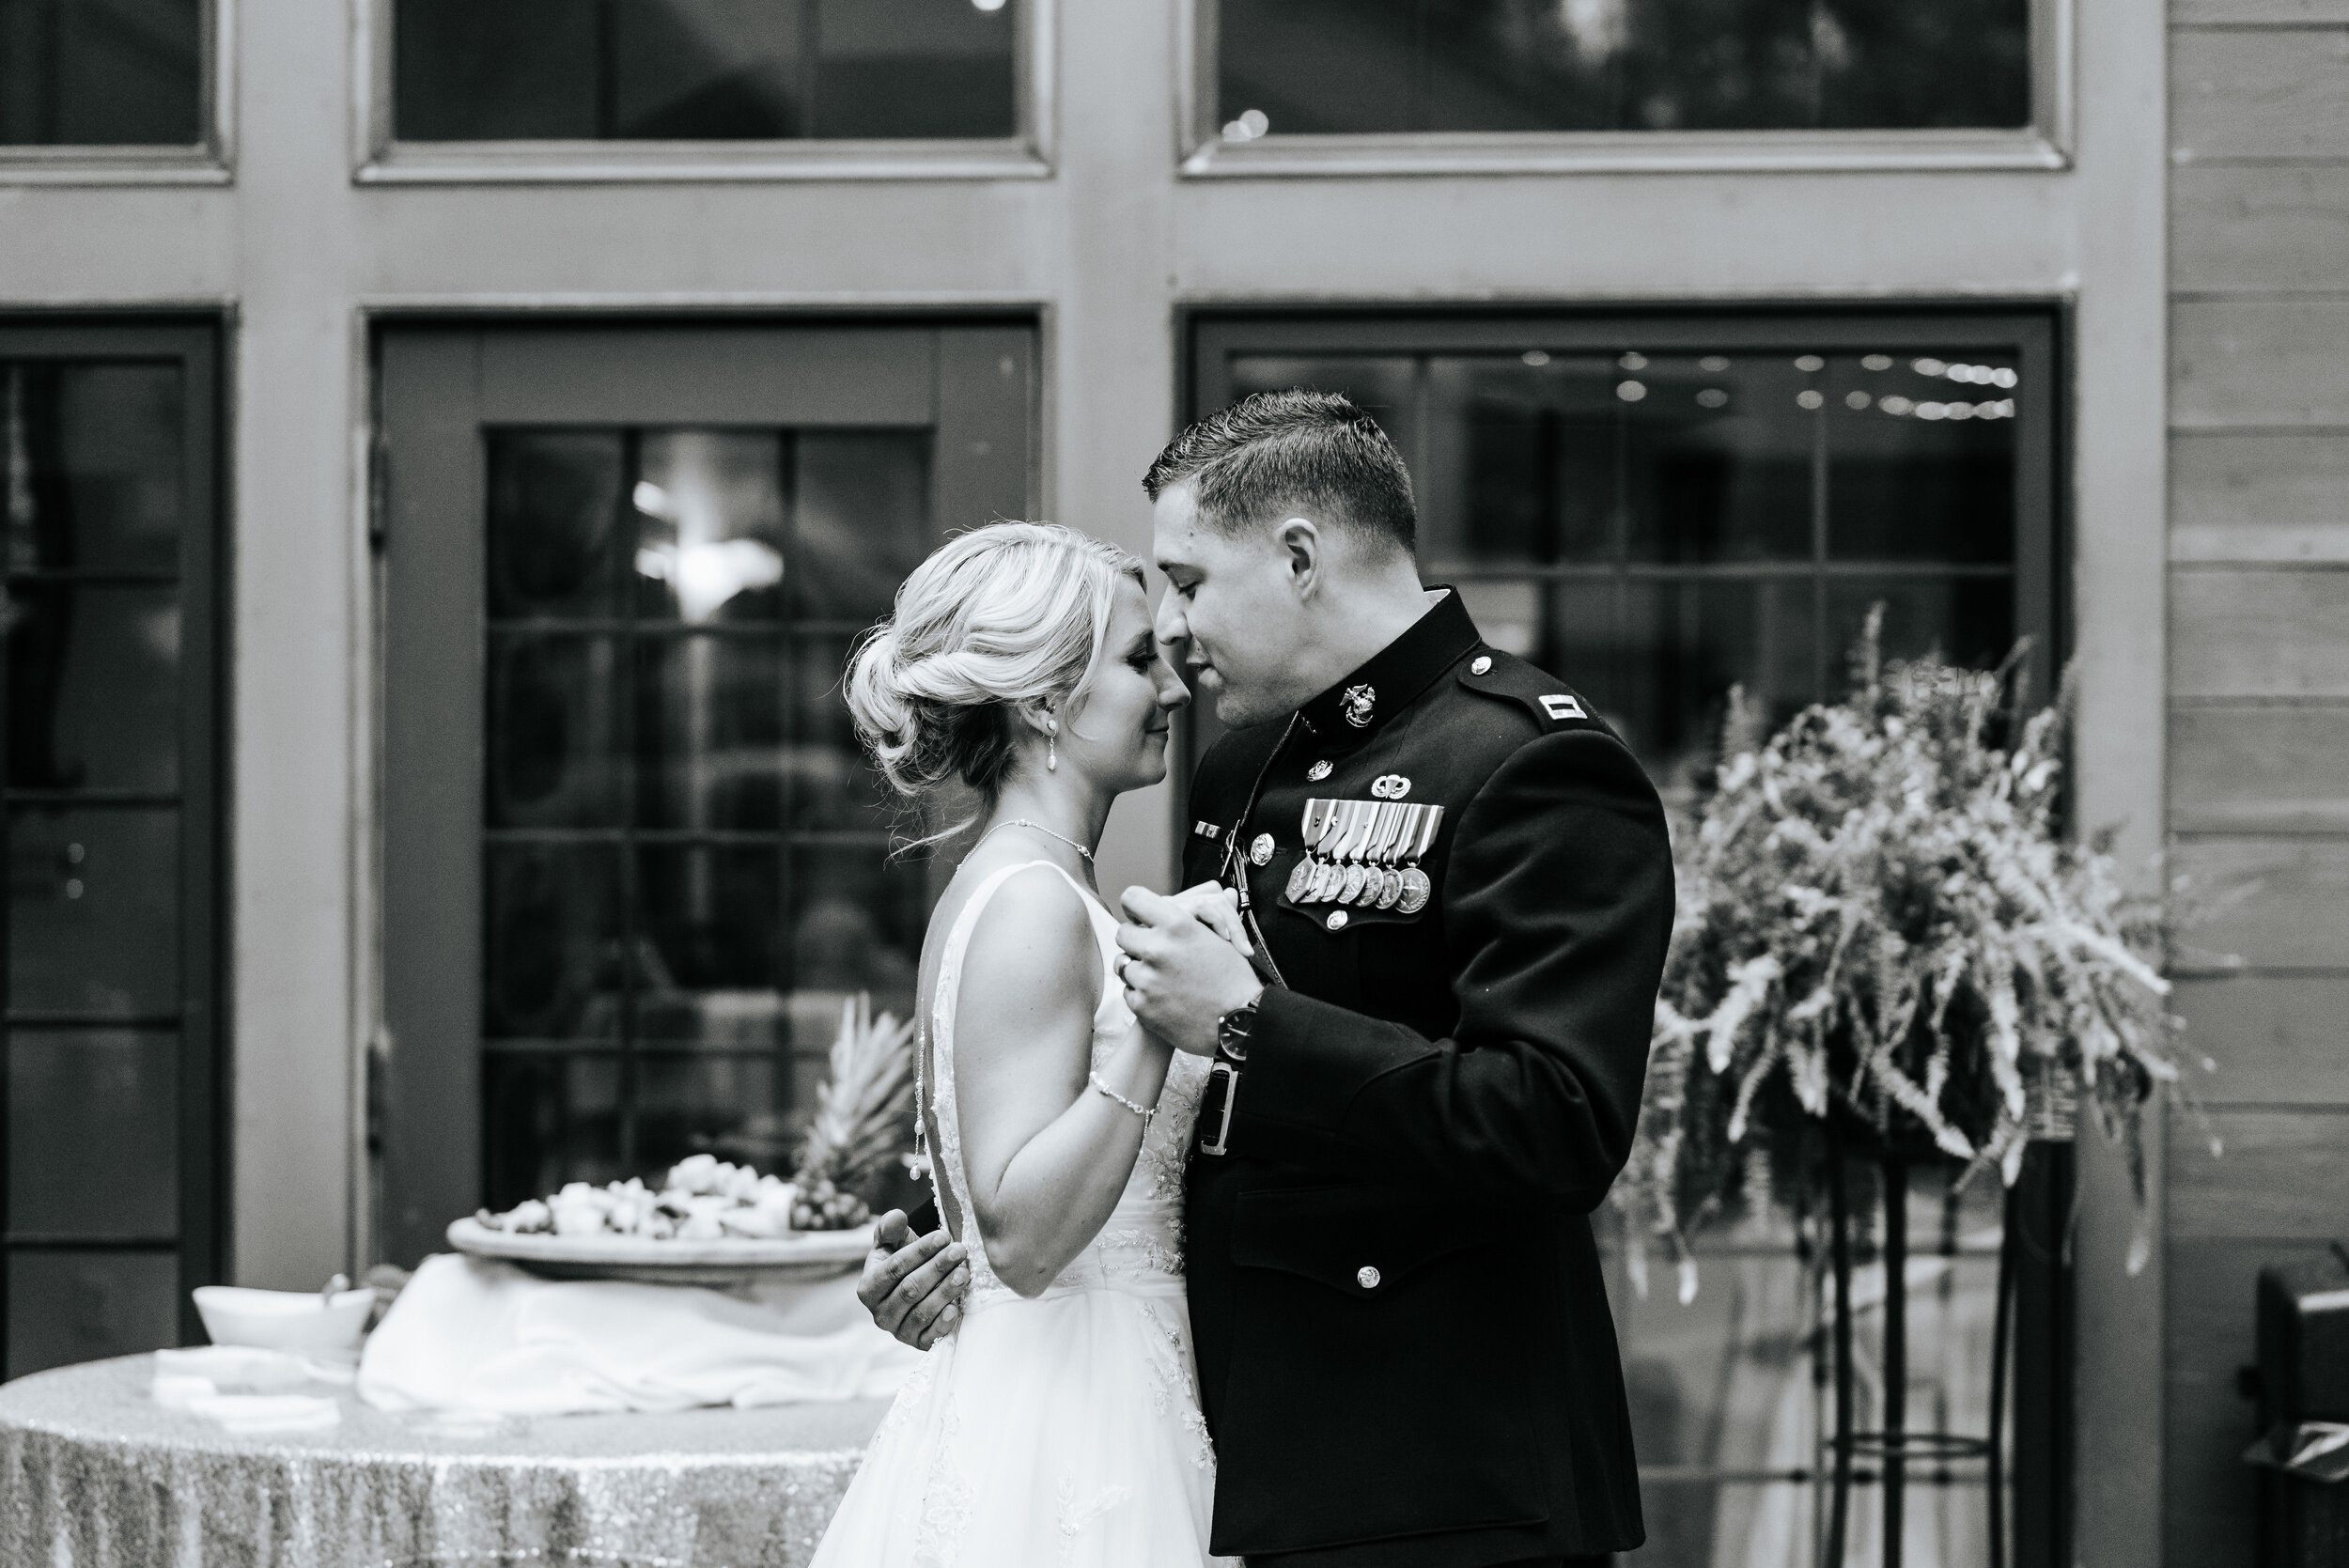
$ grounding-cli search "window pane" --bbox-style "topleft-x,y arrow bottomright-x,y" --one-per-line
790,843 -> 922,1012
635,634 -> 784,832
486,634 -> 624,829
791,430 -> 932,624
634,1052 -> 785,1174
394,0 -> 1016,143
483,1051 -> 623,1209
0,0 -> 202,147
487,431 -> 627,621
637,844 -> 784,1034
6,1250 -> 179,1376
1589,578 -> 1819,800
635,429 -> 786,626
3,364 -> 184,574
8,586 -> 179,792
1825,575 -> 2015,673
1215,0 -> 2030,138
790,633 -> 896,833
9,1031 -> 176,1236
1625,353 -> 1815,565
481,843 -> 625,1041
1827,353 -> 2019,564
1423,355 -> 1616,567
10,807 -> 178,1017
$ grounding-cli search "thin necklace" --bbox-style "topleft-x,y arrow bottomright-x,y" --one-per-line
971,816 -> 1095,862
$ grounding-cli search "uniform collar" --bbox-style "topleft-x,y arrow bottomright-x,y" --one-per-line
1294,586 -> 1481,742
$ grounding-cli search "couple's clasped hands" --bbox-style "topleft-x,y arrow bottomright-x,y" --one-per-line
1114,880 -> 1265,1057
857,883 -> 1261,1350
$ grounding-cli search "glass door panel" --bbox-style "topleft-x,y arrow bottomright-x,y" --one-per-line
0,324 -> 223,1379
1188,310 -> 2064,1565
379,322 -> 1033,1265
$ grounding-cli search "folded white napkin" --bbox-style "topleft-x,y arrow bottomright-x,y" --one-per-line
355,1253 -> 922,1417
151,1347 -> 345,1434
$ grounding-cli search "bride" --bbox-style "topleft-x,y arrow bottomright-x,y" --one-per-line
811,521 -> 1237,1568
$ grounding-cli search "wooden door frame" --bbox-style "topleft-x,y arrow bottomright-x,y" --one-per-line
370,313 -> 1039,1268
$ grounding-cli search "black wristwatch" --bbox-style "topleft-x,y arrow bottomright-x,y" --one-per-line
1198,994 -> 1260,1158
1216,994 -> 1261,1063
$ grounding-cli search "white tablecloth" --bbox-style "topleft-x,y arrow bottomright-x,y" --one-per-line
358,1252 -> 921,1417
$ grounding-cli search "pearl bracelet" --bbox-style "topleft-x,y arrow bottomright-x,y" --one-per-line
1088,1070 -> 1156,1125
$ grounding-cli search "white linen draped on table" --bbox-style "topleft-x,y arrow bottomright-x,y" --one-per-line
358,1252 -> 921,1417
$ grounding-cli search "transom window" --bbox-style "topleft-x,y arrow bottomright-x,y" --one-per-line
392,0 -> 1019,144
1214,0 -> 2030,140
0,0 -> 208,150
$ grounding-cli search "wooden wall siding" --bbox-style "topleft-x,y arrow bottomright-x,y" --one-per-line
2170,569 -> 2349,696
2170,432 -> 2349,562
2167,8 -> 2349,1563
2171,300 -> 2349,428
2171,166 -> 2349,293
2166,838 -> 2349,970
2169,1109 -> 2349,1237
2170,706 -> 2349,832
2173,974 -> 2349,1103
2170,28 -> 2349,162
2164,1236 -> 2344,1566
2174,0 -> 2349,23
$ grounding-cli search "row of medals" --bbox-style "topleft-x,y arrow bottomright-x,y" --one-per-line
1283,798 -> 1444,914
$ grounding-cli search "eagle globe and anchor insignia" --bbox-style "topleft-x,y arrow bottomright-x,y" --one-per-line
1340,684 -> 1377,728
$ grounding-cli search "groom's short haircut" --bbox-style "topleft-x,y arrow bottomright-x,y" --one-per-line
1143,389 -> 1416,556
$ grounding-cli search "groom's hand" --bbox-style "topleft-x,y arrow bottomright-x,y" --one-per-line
857,1209 -> 970,1350
1117,886 -> 1264,1056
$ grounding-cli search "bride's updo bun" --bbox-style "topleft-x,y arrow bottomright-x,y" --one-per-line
845,521 -> 1143,801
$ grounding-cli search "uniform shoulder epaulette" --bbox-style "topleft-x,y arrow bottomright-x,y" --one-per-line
1455,648 -> 1609,736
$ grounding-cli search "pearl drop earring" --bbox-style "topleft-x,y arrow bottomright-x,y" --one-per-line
1047,717 -> 1058,772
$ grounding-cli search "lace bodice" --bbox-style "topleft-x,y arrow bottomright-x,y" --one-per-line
926,861 -> 1209,1314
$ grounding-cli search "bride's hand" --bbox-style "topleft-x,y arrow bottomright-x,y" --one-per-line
1166,880 -> 1252,957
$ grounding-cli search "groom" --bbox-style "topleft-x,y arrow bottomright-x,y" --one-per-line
863,390 -> 1673,1567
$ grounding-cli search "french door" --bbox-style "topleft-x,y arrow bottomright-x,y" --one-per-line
1180,307 -> 2071,1568
376,320 -> 1034,1268
0,319 -> 224,1377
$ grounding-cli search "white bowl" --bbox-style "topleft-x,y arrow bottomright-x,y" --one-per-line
193,1286 -> 377,1355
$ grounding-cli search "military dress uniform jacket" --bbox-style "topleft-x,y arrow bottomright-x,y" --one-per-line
1179,589 -> 1674,1568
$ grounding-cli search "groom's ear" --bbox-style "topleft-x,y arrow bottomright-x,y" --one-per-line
1274,516 -> 1321,597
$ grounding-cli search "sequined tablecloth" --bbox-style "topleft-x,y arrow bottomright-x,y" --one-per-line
0,1355 -> 890,1568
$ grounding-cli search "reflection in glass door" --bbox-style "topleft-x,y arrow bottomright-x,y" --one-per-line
0,322 -> 223,1378
378,323 -> 1034,1265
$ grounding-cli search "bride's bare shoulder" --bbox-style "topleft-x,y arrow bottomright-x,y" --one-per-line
949,862 -> 1102,1032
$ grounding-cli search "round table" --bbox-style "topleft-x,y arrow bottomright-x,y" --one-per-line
0,1355 -> 890,1568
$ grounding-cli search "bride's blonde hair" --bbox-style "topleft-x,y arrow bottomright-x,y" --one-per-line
845,521 -> 1144,806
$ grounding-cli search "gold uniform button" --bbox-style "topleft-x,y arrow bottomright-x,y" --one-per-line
1325,909 -> 1349,932
1356,1265 -> 1381,1290
1250,833 -> 1275,865
1306,760 -> 1333,782
1470,656 -> 1492,675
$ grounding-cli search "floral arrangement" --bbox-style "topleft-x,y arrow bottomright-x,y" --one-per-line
1614,612 -> 2201,1291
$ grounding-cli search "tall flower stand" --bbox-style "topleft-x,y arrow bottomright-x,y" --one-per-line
1815,1130 -> 2073,1568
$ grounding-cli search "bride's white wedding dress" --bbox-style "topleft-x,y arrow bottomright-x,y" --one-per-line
810,860 -> 1233,1568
